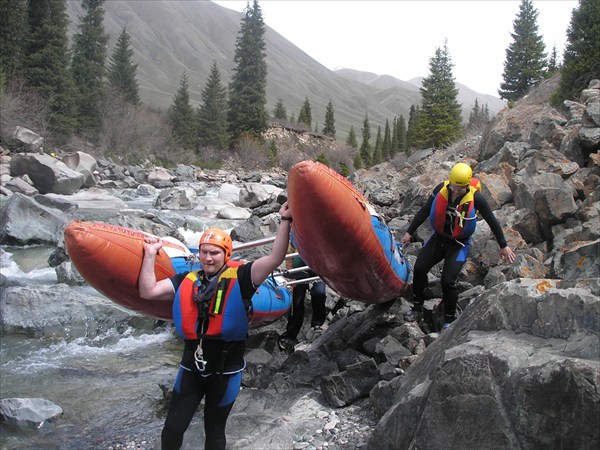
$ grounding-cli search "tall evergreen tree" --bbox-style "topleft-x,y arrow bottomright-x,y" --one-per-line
168,70 -> 196,150
228,0 -> 268,144
346,125 -> 358,149
382,119 -> 391,160
498,0 -> 547,101
555,0 -> 600,103
0,0 -> 27,81
546,44 -> 560,76
397,115 -> 407,154
390,117 -> 399,156
107,27 -> 140,106
24,0 -> 77,134
372,126 -> 383,165
418,41 -> 463,148
406,105 -> 421,153
272,98 -> 287,121
359,111 -> 372,167
466,99 -> 490,133
198,61 -> 229,150
297,97 -> 312,130
71,0 -> 109,136
322,99 -> 336,138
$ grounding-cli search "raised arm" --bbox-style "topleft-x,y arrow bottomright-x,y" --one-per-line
250,202 -> 292,286
139,236 -> 176,300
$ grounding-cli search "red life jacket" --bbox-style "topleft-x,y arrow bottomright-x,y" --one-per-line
173,260 -> 251,341
430,178 -> 480,240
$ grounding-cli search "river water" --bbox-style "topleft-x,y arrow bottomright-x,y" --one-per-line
0,188 -> 247,449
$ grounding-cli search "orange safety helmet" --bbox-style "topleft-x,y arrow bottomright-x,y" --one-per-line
199,228 -> 233,261
448,162 -> 473,187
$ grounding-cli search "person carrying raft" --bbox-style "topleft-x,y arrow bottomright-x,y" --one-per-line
401,162 -> 515,330
138,202 -> 293,450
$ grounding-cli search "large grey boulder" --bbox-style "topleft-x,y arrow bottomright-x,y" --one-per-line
368,279 -> 600,450
0,193 -> 70,244
0,398 -> 62,427
44,189 -> 127,221
61,151 -> 98,187
0,283 -> 157,338
238,183 -> 283,208
12,126 -> 44,152
9,153 -> 84,194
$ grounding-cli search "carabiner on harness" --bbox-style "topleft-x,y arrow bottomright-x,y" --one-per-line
194,343 -> 206,372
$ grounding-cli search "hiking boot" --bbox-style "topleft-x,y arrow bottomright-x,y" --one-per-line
404,305 -> 423,322
278,337 -> 296,351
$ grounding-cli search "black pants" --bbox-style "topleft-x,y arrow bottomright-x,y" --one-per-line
284,281 -> 327,339
412,234 -> 470,321
161,348 -> 242,450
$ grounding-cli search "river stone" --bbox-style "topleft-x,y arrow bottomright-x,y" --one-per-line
0,398 -> 62,427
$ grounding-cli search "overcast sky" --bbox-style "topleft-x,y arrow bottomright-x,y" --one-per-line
213,0 -> 577,98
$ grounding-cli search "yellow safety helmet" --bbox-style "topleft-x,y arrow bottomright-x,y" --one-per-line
199,228 -> 232,261
448,163 -> 473,187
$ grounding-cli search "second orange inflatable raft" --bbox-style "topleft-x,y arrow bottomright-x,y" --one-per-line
287,161 -> 411,303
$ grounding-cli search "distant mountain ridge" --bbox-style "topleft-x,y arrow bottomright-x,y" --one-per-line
66,1 -> 505,138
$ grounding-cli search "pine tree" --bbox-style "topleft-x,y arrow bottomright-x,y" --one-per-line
168,70 -> 196,150
554,0 -> 600,103
71,0 -> 109,137
397,115 -> 407,154
382,119 -> 391,160
418,40 -> 463,148
346,125 -> 358,149
406,105 -> 421,153
359,111 -> 372,167
228,0 -> 268,144
546,44 -> 560,76
0,0 -> 27,80
372,126 -> 383,165
297,97 -> 312,130
268,140 -> 278,166
390,117 -> 399,156
498,0 -> 547,101
24,0 -> 77,135
322,99 -> 336,138
107,27 -> 140,106
272,98 -> 287,122
466,99 -> 490,133
198,61 -> 228,150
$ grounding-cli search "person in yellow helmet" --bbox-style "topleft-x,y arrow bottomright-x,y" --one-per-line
139,202 -> 292,450
401,163 -> 515,331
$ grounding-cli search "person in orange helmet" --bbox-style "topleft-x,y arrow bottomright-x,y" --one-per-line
139,202 -> 292,450
401,163 -> 515,331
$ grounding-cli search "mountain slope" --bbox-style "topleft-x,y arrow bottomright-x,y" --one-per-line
335,69 -> 505,121
66,1 -> 503,138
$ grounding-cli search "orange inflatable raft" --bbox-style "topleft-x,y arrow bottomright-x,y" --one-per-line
63,221 -> 291,326
287,161 -> 411,303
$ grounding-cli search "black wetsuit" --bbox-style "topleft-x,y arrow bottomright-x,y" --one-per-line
407,183 -> 508,321
161,263 -> 254,450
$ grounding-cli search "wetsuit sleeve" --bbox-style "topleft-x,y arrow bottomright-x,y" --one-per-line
406,183 -> 444,235
169,273 -> 187,292
236,262 -> 256,301
474,192 -> 508,248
